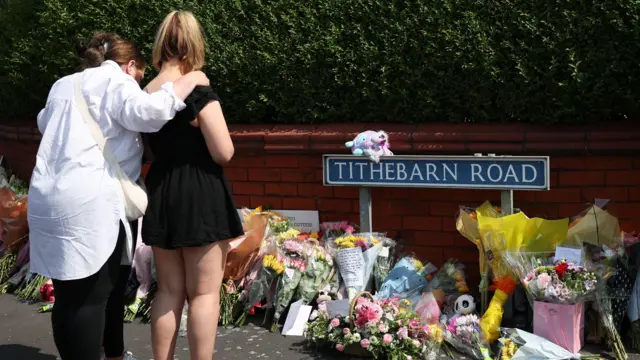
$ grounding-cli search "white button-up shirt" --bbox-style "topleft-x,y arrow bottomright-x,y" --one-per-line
28,60 -> 186,281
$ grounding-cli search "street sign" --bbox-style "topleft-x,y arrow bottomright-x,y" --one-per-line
323,155 -> 549,191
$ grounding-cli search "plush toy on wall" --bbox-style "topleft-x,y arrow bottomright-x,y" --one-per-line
345,130 -> 394,163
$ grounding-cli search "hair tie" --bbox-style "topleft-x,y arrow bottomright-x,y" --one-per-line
102,41 -> 110,53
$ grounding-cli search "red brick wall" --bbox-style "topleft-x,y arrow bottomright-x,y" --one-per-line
2,122 -> 639,287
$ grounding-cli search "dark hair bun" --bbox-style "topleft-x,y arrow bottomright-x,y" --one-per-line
76,32 -> 121,69
75,39 -> 88,58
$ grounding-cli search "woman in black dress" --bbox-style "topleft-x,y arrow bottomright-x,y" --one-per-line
141,11 -> 243,360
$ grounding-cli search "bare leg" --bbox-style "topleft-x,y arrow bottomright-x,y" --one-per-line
183,241 -> 229,360
150,247 -> 186,360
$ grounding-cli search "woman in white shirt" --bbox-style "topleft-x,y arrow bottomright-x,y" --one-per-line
28,32 -> 210,360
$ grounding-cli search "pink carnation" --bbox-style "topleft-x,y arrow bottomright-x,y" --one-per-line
354,298 -> 383,328
343,328 -> 350,335
336,344 -> 344,352
397,326 -> 409,340
360,339 -> 371,349
383,333 -> 393,345
330,318 -> 340,328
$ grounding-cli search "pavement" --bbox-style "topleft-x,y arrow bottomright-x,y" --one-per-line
0,294 -> 638,360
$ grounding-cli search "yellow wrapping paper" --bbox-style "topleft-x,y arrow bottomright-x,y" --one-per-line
565,205 -> 621,249
456,201 -> 501,312
477,212 -> 569,277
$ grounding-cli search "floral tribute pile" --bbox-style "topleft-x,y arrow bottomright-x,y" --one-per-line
5,162 -> 640,360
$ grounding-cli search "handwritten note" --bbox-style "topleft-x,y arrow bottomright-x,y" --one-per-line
554,246 -> 584,265
336,248 -> 365,288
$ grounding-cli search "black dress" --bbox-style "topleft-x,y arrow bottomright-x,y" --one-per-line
141,86 -> 243,249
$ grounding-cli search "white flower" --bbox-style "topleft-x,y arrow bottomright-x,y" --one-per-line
352,333 -> 361,342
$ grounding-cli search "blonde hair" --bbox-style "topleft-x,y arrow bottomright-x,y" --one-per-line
152,10 -> 205,73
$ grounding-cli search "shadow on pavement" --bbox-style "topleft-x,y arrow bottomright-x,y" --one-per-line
290,340 -> 368,360
0,344 -> 57,360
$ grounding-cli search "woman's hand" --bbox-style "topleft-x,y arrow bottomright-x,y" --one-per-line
184,71 -> 210,87
173,71 -> 210,99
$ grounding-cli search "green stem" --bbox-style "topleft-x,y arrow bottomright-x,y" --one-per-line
235,312 -> 247,327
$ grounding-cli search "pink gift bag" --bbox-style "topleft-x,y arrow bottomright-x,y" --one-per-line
533,301 -> 585,353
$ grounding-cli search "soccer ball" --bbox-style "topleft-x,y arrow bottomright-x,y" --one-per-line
454,294 -> 476,315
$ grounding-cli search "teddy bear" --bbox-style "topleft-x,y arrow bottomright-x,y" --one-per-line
309,286 -> 333,321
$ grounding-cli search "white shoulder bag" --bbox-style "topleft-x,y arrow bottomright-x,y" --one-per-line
74,72 -> 148,221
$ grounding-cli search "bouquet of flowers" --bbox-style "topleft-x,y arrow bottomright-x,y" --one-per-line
373,239 -> 396,291
494,328 -> 600,360
429,259 -> 470,311
295,243 -> 333,305
444,313 -> 484,359
321,221 -> 356,240
266,209 -> 295,236
270,240 -> 307,332
375,256 -> 434,301
16,271 -> 48,302
224,209 -> 269,281
125,241 -> 153,322
0,187 -> 28,249
332,233 -> 383,301
306,294 -> 444,360
235,251 -> 283,327
509,256 -> 599,305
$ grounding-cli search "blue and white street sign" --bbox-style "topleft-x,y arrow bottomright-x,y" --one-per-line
323,155 -> 550,191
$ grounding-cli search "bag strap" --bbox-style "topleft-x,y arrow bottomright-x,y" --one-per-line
74,72 -> 129,182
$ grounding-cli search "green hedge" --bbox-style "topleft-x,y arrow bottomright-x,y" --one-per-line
1,0 -> 640,124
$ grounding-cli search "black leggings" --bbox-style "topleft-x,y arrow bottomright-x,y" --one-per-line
51,220 -> 137,360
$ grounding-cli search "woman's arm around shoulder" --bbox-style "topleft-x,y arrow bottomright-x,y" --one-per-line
108,71 -> 210,133
198,99 -> 234,165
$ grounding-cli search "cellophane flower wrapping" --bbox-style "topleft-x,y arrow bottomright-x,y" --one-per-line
235,235 -> 282,326
373,239 -> 397,292
224,208 -> 269,281
429,259 -> 470,309
502,252 -> 601,305
0,187 -> 28,249
413,291 -> 441,325
271,239 -> 307,331
321,221 -> 357,241
332,233 -> 383,301
295,243 -> 333,304
375,255 -> 433,301
444,314 -> 484,359
495,328 -> 597,360
305,295 -> 444,360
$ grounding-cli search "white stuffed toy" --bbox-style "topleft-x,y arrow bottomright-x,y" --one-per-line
345,130 -> 394,163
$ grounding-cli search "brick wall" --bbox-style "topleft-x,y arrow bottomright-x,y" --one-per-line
2,122 -> 639,287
